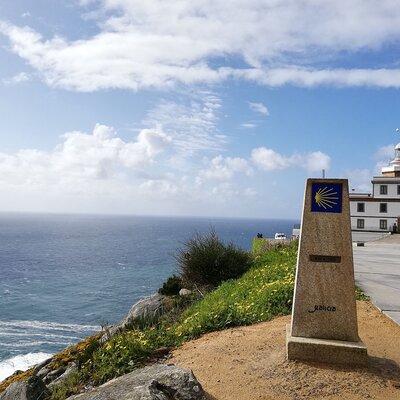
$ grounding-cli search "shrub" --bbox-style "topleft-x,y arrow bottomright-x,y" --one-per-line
174,243 -> 297,340
176,229 -> 252,288
158,275 -> 183,296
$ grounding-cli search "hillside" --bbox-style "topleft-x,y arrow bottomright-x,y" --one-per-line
0,239 -> 372,399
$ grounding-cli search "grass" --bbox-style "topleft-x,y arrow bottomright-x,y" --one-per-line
50,371 -> 82,400
356,286 -> 370,301
50,334 -> 102,369
80,327 -> 177,385
173,240 -> 298,340
3,239 -> 370,399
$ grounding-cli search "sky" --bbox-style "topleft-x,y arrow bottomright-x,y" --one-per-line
1,1 -> 400,218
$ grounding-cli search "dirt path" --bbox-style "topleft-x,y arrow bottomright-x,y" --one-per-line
169,302 -> 400,400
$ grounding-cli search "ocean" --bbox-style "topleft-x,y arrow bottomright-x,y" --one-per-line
0,213 -> 297,380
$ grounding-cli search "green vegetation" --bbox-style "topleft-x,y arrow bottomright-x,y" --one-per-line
356,286 -> 370,301
174,240 -> 297,339
176,229 -> 252,288
50,371 -> 82,400
158,275 -> 183,296
77,241 -> 299,388
3,235 -> 370,400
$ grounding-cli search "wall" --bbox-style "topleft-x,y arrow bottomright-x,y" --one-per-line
373,182 -> 400,198
350,199 -> 400,232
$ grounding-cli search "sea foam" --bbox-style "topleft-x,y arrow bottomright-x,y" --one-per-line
0,320 -> 99,333
0,352 -> 52,381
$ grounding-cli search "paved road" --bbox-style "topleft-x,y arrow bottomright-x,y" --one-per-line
353,235 -> 400,325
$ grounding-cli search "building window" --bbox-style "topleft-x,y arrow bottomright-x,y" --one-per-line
380,203 -> 388,213
380,185 -> 388,195
398,185 -> 400,195
357,203 -> 365,212
380,219 -> 388,230
357,219 -> 365,229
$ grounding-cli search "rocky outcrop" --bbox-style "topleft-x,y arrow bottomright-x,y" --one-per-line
32,359 -> 53,376
179,289 -> 192,297
0,376 -> 49,400
101,294 -> 167,342
66,364 -> 205,400
47,363 -> 78,389
32,359 -> 79,390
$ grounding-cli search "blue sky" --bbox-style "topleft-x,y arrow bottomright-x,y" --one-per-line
1,1 -> 400,218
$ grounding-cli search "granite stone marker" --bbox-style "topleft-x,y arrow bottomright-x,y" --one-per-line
286,178 -> 368,365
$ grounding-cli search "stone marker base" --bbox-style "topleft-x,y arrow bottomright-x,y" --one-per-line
286,325 -> 368,366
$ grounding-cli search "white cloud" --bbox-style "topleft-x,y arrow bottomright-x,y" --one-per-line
244,187 -> 257,197
301,151 -> 331,173
232,67 -> 400,88
375,144 -> 394,161
346,168 -> 372,193
2,72 -> 30,85
346,143 -> 398,193
210,183 -> 240,200
251,147 -> 330,172
3,2 -> 400,90
0,123 -> 171,187
139,179 -> 179,198
207,183 -> 257,202
241,123 -> 257,129
142,91 -> 225,153
0,120 -> 333,216
373,143 -> 394,173
199,155 -> 252,181
251,147 -> 290,171
248,102 -> 269,116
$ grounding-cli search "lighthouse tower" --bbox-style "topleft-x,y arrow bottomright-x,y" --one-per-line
382,143 -> 400,177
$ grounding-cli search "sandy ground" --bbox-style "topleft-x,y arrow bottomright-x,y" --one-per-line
169,302 -> 400,400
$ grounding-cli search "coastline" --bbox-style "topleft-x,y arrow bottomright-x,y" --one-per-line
1,239 -> 398,400
0,214 -> 297,381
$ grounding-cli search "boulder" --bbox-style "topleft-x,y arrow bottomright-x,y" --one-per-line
32,358 -> 53,375
179,289 -> 192,297
0,376 -> 49,400
101,294 -> 167,342
122,294 -> 166,324
43,366 -> 66,384
66,364 -> 205,400
34,368 -> 49,380
48,363 -> 78,389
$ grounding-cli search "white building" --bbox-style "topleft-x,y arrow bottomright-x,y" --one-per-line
350,142 -> 400,241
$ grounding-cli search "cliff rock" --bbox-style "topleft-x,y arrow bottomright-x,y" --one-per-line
66,364 -> 205,400
101,294 -> 167,342
0,376 -> 49,400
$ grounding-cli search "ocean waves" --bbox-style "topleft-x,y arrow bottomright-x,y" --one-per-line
0,320 -> 99,333
0,352 -> 52,381
0,319 -> 99,381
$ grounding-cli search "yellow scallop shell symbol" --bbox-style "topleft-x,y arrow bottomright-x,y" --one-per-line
314,187 -> 338,209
